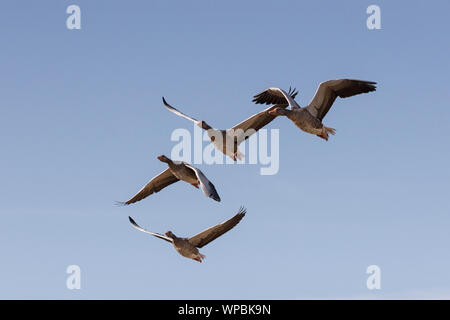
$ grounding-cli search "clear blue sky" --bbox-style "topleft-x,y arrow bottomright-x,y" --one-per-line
1,0 -> 449,299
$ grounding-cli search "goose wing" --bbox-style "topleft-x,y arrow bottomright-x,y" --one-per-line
119,168 -> 179,205
162,97 -> 201,125
183,164 -> 221,202
128,216 -> 173,243
252,87 -> 299,109
231,104 -> 288,142
306,79 -> 377,120
188,207 -> 246,248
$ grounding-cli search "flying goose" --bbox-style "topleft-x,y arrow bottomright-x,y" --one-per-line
253,79 -> 377,140
162,89 -> 297,161
119,155 -> 220,205
128,207 -> 246,262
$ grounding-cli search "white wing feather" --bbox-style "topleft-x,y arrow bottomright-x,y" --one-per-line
184,164 -> 221,202
162,97 -> 200,125
128,217 -> 173,243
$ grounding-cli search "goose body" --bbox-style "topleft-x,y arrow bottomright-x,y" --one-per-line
171,236 -> 205,261
166,159 -> 198,185
282,107 -> 324,135
119,155 -> 220,205
253,79 -> 377,141
206,128 -> 239,161
162,90 -> 297,161
128,207 -> 246,262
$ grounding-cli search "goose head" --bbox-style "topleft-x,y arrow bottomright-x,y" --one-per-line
198,120 -> 212,130
268,108 -> 289,116
157,155 -> 171,163
165,231 -> 175,239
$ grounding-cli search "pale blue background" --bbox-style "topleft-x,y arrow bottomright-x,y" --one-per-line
0,0 -> 449,299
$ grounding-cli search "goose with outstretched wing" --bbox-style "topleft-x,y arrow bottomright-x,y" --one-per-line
162,89 -> 297,161
118,155 -> 220,205
128,207 -> 246,262
253,79 -> 377,140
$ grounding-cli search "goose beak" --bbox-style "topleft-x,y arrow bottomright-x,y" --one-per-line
157,155 -> 164,161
